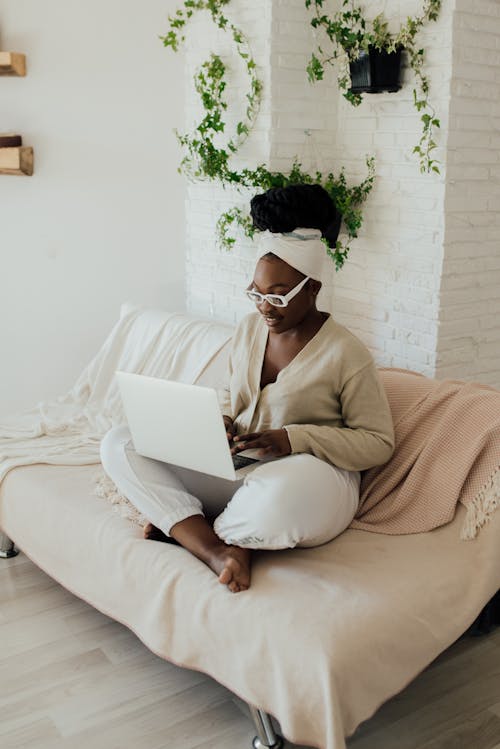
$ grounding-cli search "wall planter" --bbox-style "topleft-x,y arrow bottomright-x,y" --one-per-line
0,146 -> 33,175
0,51 -> 26,76
0,48 -> 32,174
0,133 -> 22,147
306,0 -> 443,173
349,47 -> 402,95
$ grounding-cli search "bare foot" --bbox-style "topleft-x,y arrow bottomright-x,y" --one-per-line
207,545 -> 252,593
168,515 -> 252,593
143,522 -> 179,545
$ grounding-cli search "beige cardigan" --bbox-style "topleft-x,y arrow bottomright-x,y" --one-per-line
218,313 -> 395,472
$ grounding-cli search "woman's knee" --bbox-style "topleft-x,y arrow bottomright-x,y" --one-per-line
215,454 -> 359,550
99,425 -> 131,475
248,454 -> 337,512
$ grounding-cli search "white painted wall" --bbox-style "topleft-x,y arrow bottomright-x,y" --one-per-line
0,0 -> 186,416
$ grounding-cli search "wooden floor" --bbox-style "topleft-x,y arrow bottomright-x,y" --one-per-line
1,552 -> 499,749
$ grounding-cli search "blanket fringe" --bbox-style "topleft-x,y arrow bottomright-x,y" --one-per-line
94,472 -> 147,527
461,465 -> 500,540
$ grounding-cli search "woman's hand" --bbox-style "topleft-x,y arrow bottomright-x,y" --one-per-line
232,429 -> 292,458
223,416 -> 236,445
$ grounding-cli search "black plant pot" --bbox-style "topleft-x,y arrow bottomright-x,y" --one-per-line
349,46 -> 403,95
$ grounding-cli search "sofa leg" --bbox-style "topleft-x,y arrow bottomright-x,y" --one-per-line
249,705 -> 284,749
0,530 -> 19,558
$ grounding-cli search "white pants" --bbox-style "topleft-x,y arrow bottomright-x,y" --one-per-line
100,425 -> 361,550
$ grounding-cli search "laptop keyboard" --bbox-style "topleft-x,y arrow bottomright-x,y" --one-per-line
232,454 -> 260,470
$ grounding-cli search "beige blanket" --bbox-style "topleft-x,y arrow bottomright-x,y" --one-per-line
352,368 -> 500,540
0,304 -> 232,483
2,462 -> 500,749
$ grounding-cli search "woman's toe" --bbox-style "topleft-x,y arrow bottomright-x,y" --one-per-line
219,566 -> 232,585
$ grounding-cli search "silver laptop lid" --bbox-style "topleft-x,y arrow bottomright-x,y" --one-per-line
116,371 -> 236,481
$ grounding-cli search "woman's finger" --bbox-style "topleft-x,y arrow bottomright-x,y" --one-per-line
234,432 -> 261,443
232,437 -> 266,452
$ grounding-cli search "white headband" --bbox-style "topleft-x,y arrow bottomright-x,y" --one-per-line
256,228 -> 326,281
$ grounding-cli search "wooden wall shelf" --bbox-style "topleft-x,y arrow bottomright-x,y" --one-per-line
0,51 -> 26,76
0,147 -> 33,175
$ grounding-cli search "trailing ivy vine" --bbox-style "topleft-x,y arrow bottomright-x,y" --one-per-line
306,0 -> 442,174
161,0 -> 262,180
161,0 -> 376,269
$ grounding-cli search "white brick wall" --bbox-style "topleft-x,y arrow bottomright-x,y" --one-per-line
320,0 -> 453,374
436,0 -> 500,387
183,0 -> 499,388
184,4 -> 272,323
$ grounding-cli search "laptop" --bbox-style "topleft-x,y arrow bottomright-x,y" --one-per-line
115,372 -> 267,493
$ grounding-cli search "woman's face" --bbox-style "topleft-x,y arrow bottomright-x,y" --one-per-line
249,256 -> 320,333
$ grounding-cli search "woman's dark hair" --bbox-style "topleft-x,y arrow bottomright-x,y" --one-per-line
250,184 -> 342,249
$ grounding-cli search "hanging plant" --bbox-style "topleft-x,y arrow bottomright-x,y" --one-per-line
305,0 -> 442,174
162,0 -> 376,270
215,158 -> 376,271
160,0 -> 262,180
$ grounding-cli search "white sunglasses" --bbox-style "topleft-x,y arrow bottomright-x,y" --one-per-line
245,275 -> 310,308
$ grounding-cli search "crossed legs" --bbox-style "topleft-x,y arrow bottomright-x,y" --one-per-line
100,426 -> 360,593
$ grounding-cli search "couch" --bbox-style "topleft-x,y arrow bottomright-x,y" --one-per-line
1,304 -> 499,749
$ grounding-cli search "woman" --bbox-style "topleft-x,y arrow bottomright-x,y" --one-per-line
100,184 -> 395,593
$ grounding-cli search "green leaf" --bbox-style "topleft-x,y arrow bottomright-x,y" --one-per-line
306,53 -> 325,82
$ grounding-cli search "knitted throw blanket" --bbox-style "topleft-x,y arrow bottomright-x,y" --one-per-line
0,305 -> 233,485
352,368 -> 500,540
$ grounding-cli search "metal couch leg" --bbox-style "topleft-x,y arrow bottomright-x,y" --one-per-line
0,530 -> 19,558
249,705 -> 284,749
